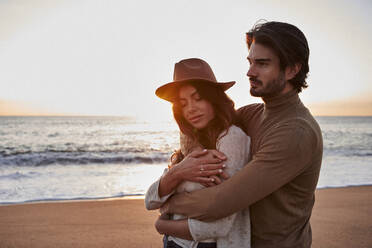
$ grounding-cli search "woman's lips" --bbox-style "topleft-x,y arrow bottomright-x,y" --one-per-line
188,115 -> 202,123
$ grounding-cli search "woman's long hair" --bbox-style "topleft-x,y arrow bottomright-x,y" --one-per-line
172,81 -> 237,150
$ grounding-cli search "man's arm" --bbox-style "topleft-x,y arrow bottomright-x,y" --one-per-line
163,121 -> 317,221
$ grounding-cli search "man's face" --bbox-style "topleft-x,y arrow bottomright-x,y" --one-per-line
247,42 -> 286,98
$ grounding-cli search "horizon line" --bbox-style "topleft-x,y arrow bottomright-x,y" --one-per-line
1,114 -> 372,118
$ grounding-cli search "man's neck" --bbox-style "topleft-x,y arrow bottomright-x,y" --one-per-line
261,83 -> 294,102
262,89 -> 299,113
281,83 -> 294,95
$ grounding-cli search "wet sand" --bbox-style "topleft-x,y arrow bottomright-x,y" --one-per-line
0,186 -> 371,248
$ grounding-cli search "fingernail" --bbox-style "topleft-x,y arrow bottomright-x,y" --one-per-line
219,169 -> 223,173
210,178 -> 215,182
203,149 -> 207,152
222,164 -> 226,168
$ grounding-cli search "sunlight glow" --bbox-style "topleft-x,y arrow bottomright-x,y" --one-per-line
0,0 -> 371,117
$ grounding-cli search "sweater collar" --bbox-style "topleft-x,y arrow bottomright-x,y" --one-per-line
262,90 -> 300,114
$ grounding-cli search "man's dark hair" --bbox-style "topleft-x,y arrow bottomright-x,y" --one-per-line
246,21 -> 310,92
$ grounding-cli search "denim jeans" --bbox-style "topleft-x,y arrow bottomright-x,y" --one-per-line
163,235 -> 216,248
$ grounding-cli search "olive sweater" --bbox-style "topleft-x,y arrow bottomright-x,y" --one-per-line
166,90 -> 323,248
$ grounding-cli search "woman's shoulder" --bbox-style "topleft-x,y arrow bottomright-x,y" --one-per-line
223,125 -> 249,138
217,125 -> 250,144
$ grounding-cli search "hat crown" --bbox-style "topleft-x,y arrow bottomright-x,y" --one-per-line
173,58 -> 217,82
155,57 -> 235,102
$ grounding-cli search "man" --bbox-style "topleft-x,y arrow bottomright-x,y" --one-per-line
161,21 -> 323,248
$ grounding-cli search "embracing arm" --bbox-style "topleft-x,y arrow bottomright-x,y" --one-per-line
155,214 -> 240,241
164,121 -> 318,221
145,170 -> 175,210
145,149 -> 225,210
155,214 -> 240,242
157,126 -> 251,241
155,218 -> 193,240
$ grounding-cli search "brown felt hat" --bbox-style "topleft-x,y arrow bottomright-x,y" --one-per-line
155,58 -> 235,102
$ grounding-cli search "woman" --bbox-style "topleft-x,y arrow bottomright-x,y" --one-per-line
145,58 -> 251,248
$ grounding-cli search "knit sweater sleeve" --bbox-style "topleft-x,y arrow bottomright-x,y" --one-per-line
187,126 -> 250,240
144,168 -> 175,210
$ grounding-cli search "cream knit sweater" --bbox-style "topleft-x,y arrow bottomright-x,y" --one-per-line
145,125 -> 251,248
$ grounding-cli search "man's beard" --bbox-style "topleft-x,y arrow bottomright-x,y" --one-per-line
250,72 -> 286,98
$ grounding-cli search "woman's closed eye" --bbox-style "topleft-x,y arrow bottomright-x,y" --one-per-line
179,100 -> 187,108
193,93 -> 202,101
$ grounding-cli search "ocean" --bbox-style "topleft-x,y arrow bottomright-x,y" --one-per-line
0,116 -> 371,204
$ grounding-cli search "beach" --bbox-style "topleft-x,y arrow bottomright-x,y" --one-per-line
0,186 -> 371,248
0,116 -> 372,247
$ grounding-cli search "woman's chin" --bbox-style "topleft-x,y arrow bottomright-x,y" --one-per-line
191,123 -> 207,130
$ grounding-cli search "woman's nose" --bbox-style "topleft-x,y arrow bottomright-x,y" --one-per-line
187,102 -> 197,114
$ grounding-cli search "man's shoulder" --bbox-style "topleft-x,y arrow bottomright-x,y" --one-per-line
236,103 -> 264,134
277,108 -> 322,136
237,103 -> 264,114
237,103 -> 264,122
268,115 -> 323,150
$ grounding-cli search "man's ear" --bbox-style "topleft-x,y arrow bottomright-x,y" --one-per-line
285,63 -> 301,81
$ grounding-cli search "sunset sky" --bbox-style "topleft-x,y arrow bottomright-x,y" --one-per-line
1,0 -> 371,120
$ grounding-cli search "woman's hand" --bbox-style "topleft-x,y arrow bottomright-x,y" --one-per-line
197,149 -> 230,187
158,149 -> 228,197
172,149 -> 227,184
201,175 -> 223,188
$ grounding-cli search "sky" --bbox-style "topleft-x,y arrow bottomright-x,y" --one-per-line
0,0 -> 371,120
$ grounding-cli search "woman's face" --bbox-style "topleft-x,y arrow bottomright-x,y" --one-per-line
178,84 -> 215,130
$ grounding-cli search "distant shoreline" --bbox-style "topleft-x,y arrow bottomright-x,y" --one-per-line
2,183 -> 372,206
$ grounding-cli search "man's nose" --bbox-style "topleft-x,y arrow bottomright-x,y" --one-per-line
247,65 -> 257,78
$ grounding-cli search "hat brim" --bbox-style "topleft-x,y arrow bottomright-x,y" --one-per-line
155,79 -> 235,102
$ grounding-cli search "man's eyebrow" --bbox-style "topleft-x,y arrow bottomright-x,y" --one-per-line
251,58 -> 272,63
246,57 -> 271,62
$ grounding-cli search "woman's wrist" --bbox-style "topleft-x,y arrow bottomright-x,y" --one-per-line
168,162 -> 184,182
158,164 -> 182,197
